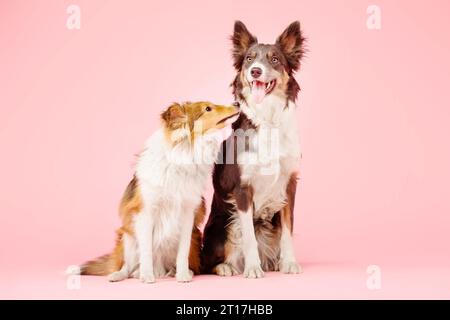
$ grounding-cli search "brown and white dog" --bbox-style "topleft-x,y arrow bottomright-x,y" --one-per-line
202,21 -> 305,278
80,101 -> 239,283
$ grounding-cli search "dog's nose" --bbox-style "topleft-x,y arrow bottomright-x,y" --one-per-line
251,67 -> 262,78
232,101 -> 240,109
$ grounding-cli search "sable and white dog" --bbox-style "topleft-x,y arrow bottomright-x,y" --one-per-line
202,21 -> 305,278
80,101 -> 239,283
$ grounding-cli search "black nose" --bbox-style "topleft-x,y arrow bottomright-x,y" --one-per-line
251,67 -> 262,78
232,101 -> 240,108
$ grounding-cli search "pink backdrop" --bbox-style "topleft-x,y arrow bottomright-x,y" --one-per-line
1,0 -> 449,299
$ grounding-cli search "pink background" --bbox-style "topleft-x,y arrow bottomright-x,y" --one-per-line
1,0 -> 450,299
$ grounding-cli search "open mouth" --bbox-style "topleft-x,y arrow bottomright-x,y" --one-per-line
216,112 -> 240,125
251,80 -> 276,103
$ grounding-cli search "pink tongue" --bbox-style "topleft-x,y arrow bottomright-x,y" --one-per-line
251,81 -> 266,104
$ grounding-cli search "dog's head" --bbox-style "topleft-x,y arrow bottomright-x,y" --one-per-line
231,21 -> 305,105
161,101 -> 240,144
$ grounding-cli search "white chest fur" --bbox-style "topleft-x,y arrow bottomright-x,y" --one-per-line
238,97 -> 301,218
135,130 -> 216,250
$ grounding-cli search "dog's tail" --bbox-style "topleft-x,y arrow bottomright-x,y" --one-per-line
80,254 -> 114,276
80,178 -> 139,276
80,230 -> 125,276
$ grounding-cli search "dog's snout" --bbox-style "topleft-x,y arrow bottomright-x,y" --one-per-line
232,101 -> 240,109
251,67 -> 262,78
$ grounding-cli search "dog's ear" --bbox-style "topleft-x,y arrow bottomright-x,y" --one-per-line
231,21 -> 257,70
276,21 -> 305,72
161,103 -> 187,129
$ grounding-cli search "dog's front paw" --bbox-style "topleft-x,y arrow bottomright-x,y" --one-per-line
108,271 -> 128,282
131,269 -> 140,279
280,260 -> 302,274
176,269 -> 193,283
243,265 -> 264,279
166,268 -> 176,277
154,266 -> 167,278
215,263 -> 237,277
139,270 -> 156,284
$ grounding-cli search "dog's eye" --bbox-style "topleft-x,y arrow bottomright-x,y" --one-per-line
205,106 -> 212,112
271,56 -> 279,63
246,56 -> 253,62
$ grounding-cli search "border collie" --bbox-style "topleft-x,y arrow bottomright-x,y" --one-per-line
80,101 -> 239,283
202,21 -> 305,278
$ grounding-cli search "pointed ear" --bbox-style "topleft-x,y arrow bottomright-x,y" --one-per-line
231,21 -> 257,70
161,103 -> 187,128
276,21 -> 305,72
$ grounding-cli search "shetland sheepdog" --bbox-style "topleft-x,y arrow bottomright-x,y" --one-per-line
202,21 -> 305,278
80,101 -> 239,283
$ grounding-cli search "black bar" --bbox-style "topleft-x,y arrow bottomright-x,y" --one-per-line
0,300 -> 448,318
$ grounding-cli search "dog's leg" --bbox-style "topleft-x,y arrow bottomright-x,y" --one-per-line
240,208 -> 264,278
236,185 -> 264,278
108,233 -> 137,282
279,204 -> 302,273
135,209 -> 155,283
175,203 -> 196,282
279,173 -> 302,274
153,255 -> 166,278
108,265 -> 128,282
